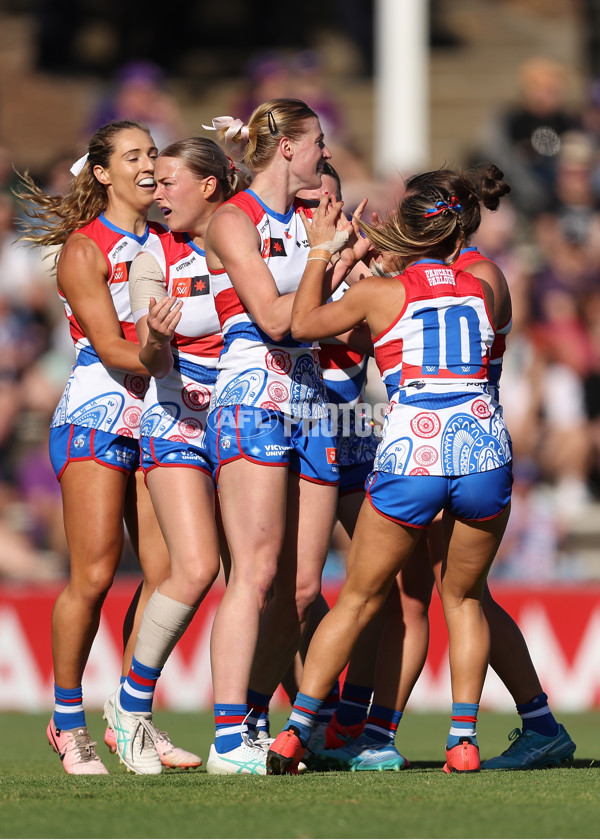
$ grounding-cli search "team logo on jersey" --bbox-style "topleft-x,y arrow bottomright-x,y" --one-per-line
263,237 -> 287,258
112,261 -> 131,283
175,275 -> 210,297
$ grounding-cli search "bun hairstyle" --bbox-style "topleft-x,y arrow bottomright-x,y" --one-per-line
203,98 -> 318,173
359,164 -> 511,265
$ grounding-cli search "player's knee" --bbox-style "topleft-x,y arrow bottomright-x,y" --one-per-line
232,557 -> 279,607
294,579 -> 322,621
73,565 -> 115,603
173,562 -> 220,602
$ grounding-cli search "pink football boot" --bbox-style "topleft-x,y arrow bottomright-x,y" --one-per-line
47,718 -> 109,775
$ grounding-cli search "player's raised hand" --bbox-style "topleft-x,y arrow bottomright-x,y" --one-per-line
147,296 -> 182,345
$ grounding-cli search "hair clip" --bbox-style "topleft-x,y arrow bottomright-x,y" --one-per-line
267,110 -> 278,136
423,196 -> 462,217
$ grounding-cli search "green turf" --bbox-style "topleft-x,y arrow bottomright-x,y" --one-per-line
1,711 -> 599,838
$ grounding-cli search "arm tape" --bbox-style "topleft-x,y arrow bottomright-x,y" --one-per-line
129,252 -> 168,323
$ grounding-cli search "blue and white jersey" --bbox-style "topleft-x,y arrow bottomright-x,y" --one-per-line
135,231 -> 220,450
209,190 -> 328,420
372,260 -> 512,477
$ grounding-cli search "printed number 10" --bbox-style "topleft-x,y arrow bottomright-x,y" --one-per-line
414,305 -> 482,375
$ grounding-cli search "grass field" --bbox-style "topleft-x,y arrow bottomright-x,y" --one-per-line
1,711 -> 599,839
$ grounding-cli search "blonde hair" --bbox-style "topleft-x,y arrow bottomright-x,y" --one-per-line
14,120 -> 151,251
212,98 -> 318,173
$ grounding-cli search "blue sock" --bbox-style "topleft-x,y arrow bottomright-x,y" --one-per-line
447,702 -> 478,748
53,684 -> 86,731
314,681 -> 340,727
246,689 -> 271,737
214,703 -> 248,754
517,693 -> 559,737
362,704 -> 402,745
119,656 -> 162,713
336,682 -> 373,727
286,692 -> 323,746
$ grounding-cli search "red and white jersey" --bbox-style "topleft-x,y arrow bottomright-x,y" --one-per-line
454,246 -> 512,400
59,213 -> 165,350
51,214 -> 165,437
209,190 -> 327,419
149,230 -> 222,366
372,259 -> 512,477
138,231 -> 221,445
373,260 -> 495,397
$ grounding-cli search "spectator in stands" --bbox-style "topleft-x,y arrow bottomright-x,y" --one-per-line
88,60 -> 187,152
475,57 -> 581,217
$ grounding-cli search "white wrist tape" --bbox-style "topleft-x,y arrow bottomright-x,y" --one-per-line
313,228 -> 350,256
129,252 -> 168,323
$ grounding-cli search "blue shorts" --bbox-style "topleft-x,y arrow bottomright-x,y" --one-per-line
336,422 -> 379,496
49,424 -> 141,480
365,462 -> 513,528
140,435 -> 213,476
207,406 -> 339,486
338,460 -> 373,496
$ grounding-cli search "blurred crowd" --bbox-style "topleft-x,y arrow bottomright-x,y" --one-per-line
1,49 -> 600,584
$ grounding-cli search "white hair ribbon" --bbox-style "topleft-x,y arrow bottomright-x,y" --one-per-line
202,116 -> 250,142
70,153 -> 89,176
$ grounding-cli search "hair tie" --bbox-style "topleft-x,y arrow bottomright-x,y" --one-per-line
225,155 -> 236,173
267,110 -> 278,136
423,196 -> 462,217
202,116 -> 250,141
70,153 -> 89,177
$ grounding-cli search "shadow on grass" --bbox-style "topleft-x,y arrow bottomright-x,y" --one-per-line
386,758 -> 598,770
